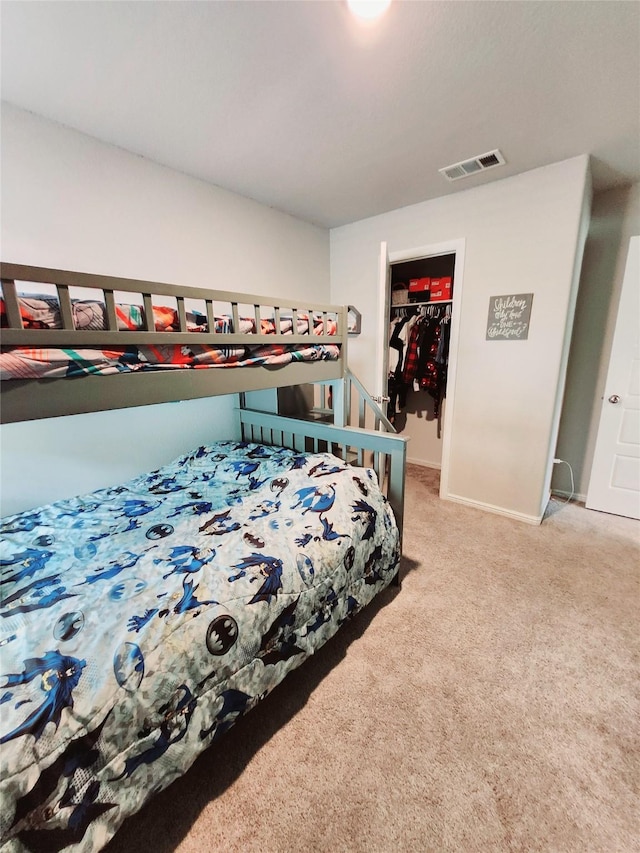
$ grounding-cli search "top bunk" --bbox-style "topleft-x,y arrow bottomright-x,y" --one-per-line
0,263 -> 358,424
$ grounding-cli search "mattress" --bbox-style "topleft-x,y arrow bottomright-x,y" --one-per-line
0,441 -> 399,852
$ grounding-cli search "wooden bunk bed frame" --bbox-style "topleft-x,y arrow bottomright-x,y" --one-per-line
1,262 -> 408,538
0,262 -> 348,423
0,265 -> 409,851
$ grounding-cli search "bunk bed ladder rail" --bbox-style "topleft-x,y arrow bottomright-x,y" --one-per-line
344,368 -> 396,434
311,369 -> 396,434
238,408 -> 408,548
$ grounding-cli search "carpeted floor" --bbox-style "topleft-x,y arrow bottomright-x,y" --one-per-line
106,464 -> 639,853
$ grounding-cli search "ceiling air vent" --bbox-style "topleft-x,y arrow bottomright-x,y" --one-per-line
439,149 -> 506,182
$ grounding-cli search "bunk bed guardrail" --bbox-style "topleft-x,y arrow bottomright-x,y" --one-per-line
0,262 -> 347,347
0,262 -> 350,422
304,371 -> 397,434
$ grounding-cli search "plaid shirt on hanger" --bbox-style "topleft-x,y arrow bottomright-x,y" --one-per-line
402,320 -> 422,383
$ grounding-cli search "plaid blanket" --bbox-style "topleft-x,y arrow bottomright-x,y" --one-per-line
0,343 -> 340,379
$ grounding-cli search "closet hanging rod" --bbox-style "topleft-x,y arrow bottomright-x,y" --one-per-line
392,299 -> 453,309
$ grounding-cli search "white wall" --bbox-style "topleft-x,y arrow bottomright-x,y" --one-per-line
0,104 -> 330,515
554,182 -> 640,498
331,156 -> 591,522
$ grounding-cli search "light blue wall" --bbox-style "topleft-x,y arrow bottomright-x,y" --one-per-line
1,399 -> 238,515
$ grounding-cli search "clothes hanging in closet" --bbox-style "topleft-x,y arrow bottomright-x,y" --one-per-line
387,304 -> 451,426
387,314 -> 410,420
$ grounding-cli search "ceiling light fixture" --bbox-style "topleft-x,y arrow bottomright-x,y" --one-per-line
347,0 -> 391,21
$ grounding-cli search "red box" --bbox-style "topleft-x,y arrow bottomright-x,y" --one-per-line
408,277 -> 430,294
429,276 -> 452,301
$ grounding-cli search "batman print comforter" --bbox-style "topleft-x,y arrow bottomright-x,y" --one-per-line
0,441 -> 399,852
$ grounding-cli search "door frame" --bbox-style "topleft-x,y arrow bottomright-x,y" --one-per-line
379,237 -> 466,501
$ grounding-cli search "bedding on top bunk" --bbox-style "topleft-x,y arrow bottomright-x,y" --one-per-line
0,294 -> 341,381
0,342 -> 340,380
0,441 -> 399,852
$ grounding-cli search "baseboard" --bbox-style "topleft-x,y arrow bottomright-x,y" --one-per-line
443,491 -> 543,525
407,457 -> 442,470
551,488 -> 586,504
417,479 -> 584,522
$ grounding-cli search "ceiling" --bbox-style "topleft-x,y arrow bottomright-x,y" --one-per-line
2,1 -> 639,228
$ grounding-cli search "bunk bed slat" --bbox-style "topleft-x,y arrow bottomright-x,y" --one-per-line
232,302 -> 241,335
142,293 -> 155,332
374,451 -> 384,487
104,290 -> 118,331
56,285 -> 75,331
206,300 -> 216,334
176,297 -> 187,332
1,279 -> 23,329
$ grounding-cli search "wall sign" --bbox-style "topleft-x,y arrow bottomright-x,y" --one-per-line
486,293 -> 533,341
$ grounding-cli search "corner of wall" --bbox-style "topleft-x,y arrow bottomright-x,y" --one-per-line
539,161 -> 593,518
553,179 -> 640,498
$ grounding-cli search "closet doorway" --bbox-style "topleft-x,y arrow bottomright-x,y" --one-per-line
377,239 -> 465,501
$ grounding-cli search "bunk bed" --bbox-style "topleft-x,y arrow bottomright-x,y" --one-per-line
0,263 -> 407,852
0,262 -> 355,423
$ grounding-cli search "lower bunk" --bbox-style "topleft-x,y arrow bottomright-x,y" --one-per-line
0,416 -> 407,853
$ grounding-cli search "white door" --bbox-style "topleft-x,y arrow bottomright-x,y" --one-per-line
586,236 -> 640,519
375,241 -> 391,418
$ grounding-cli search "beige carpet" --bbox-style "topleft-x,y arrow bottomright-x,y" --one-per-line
106,464 -> 639,853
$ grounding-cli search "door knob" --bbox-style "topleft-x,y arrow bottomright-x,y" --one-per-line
608,394 -> 621,404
